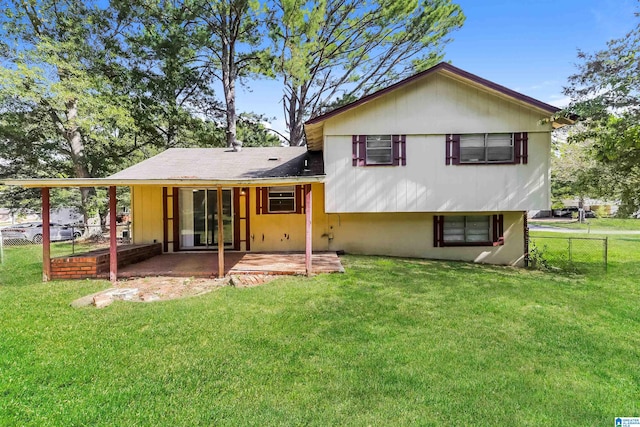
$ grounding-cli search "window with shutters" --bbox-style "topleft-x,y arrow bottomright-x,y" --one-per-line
365,135 -> 393,165
443,215 -> 490,243
460,133 -> 513,163
268,186 -> 295,213
446,132 -> 528,165
352,135 -> 406,166
433,214 -> 505,247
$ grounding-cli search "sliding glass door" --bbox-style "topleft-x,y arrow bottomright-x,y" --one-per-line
179,189 -> 233,249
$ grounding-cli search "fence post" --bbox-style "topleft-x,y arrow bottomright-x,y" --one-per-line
71,225 -> 75,255
604,237 -> 608,272
0,228 -> 4,264
568,237 -> 572,264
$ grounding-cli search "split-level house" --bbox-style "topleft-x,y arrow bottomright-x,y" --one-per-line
3,63 -> 566,280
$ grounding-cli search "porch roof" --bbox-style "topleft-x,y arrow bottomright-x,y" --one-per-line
1,147 -> 325,188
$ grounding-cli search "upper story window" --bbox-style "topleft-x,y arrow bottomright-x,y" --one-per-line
446,133 -> 528,165
352,135 -> 406,166
365,135 -> 393,165
460,133 -> 513,163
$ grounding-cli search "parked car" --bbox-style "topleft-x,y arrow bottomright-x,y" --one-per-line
553,207 -> 579,217
552,207 -> 596,218
0,222 -> 81,243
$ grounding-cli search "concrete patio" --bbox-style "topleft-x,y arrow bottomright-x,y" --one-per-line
112,252 -> 345,278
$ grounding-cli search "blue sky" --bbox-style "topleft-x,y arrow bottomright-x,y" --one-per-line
239,0 -> 639,135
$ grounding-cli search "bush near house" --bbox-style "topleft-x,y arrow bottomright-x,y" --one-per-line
1,243 -> 639,426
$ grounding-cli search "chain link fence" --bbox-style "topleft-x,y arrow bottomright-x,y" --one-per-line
529,235 -> 608,272
0,223 -> 131,256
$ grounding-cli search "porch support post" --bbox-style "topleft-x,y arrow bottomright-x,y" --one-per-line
109,186 -> 118,283
217,185 -> 224,278
41,187 -> 51,282
305,184 -> 312,276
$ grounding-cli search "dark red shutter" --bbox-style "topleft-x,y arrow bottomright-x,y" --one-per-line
513,133 -> 522,164
445,135 -> 452,165
261,187 -> 269,214
400,135 -> 406,166
392,135 -> 400,166
513,132 -> 528,164
492,214 -> 505,245
452,135 -> 460,165
358,135 -> 366,166
434,215 -> 443,247
295,185 -> 303,214
256,187 -> 262,215
352,135 -> 358,166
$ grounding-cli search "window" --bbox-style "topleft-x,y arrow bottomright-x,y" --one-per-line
446,133 -> 528,165
352,135 -> 406,166
434,214 -> 504,247
256,186 -> 306,215
460,133 -> 513,163
443,215 -> 490,243
268,186 -> 295,213
366,135 -> 393,165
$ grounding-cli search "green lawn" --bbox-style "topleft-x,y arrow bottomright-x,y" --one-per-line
530,217 -> 640,230
1,244 -> 639,425
529,231 -> 640,274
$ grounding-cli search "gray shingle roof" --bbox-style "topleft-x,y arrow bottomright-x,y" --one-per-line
109,147 -> 322,180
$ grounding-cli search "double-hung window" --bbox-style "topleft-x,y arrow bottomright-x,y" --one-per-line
445,132 -> 528,165
352,135 -> 406,166
268,186 -> 296,213
365,135 -> 393,165
433,214 -> 505,247
442,215 -> 490,243
460,133 -> 513,163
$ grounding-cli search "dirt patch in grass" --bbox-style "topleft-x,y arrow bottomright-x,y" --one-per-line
72,275 -> 281,307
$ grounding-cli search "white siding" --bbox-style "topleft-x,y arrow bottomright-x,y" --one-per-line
322,73 -> 552,213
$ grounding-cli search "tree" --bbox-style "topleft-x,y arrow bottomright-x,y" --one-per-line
184,0 -> 271,148
270,0 -> 465,145
550,126 -> 611,209
0,0 -> 137,223
562,14 -> 640,215
110,0 -> 226,150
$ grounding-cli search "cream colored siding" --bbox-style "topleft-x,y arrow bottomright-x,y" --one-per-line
323,72 -> 552,213
325,211 -> 526,266
131,185 -> 164,245
323,73 -> 551,135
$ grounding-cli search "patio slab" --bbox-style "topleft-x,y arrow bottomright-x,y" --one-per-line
115,252 -> 344,278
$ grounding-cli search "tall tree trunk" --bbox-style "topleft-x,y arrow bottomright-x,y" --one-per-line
63,98 -> 95,227
221,17 -> 236,148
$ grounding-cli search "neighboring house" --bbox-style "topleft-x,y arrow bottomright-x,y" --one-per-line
2,63 -> 567,268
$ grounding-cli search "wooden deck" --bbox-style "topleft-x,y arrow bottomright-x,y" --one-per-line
115,252 -> 344,278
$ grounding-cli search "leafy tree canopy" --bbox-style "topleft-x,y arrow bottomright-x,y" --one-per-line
561,13 -> 640,215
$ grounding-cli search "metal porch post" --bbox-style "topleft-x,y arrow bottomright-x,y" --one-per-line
305,184 -> 312,276
42,187 -> 51,282
217,185 -> 224,278
109,186 -> 118,283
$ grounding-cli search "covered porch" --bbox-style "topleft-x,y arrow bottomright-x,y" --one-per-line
3,147 -> 327,281
114,252 -> 344,278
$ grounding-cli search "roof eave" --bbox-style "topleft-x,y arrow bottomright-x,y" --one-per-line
1,176 -> 326,188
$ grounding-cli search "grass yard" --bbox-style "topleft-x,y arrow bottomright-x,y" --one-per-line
529,230 -> 640,274
530,217 -> 640,231
1,244 -> 639,426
